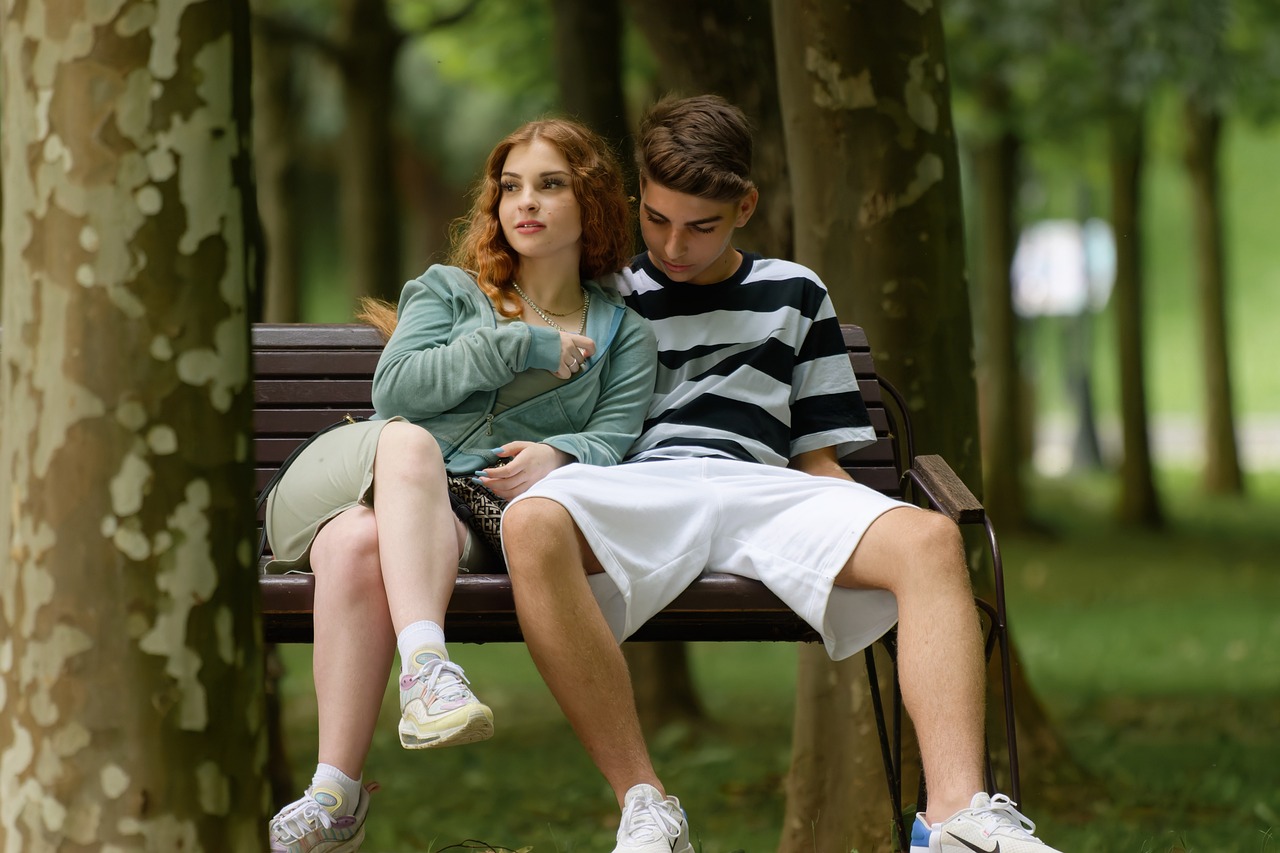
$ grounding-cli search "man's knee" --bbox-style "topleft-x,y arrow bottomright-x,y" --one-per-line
840,506 -> 967,590
504,498 -> 599,578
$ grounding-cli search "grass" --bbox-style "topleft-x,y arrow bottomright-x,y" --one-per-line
273,470 -> 1280,852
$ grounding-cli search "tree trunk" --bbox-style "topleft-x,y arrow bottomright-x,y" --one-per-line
771,2 -> 977,849
1,1 -> 265,849
971,80 -> 1028,531
1107,108 -> 1164,527
252,8 -> 304,322
625,0 -> 795,728
1182,99 -> 1243,495
627,0 -> 792,259
336,0 -> 403,306
551,0 -> 632,175
552,0 -> 703,727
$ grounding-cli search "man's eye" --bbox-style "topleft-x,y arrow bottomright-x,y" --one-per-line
691,225 -> 713,234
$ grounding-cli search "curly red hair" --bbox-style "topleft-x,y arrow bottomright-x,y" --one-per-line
449,119 -> 633,317
360,119 -> 632,335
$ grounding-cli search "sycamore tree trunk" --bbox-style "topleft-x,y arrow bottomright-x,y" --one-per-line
1,1 -> 264,850
971,80 -> 1028,531
1182,99 -> 1243,495
771,3 -> 976,850
1108,108 -> 1164,527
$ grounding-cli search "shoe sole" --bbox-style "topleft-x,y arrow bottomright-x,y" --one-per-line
398,705 -> 494,749
274,825 -> 364,853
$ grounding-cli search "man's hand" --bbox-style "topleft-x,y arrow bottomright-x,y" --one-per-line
475,441 -> 574,499
789,446 -> 855,483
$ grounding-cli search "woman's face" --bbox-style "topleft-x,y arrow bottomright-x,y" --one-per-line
498,138 -> 583,267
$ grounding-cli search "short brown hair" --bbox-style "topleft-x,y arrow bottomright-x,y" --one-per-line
635,95 -> 756,202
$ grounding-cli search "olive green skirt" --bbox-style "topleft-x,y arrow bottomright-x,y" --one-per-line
263,417 -> 489,573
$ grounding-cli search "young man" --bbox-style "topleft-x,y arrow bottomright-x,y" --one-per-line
502,95 -> 1063,853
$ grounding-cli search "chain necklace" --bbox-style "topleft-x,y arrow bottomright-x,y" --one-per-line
511,281 -> 590,334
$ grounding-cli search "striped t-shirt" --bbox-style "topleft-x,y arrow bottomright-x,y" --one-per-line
618,252 -> 875,468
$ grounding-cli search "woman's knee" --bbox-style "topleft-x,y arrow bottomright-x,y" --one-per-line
311,511 -> 382,593
377,421 -> 445,478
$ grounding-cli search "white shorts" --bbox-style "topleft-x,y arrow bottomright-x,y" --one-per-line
504,457 -> 907,660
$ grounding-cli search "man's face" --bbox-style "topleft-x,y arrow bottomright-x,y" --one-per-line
639,180 -> 757,285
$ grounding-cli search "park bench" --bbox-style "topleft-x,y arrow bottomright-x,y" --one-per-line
253,321 -> 1019,849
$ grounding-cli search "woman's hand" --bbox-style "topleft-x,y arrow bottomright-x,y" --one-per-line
552,332 -> 595,379
475,441 -> 574,499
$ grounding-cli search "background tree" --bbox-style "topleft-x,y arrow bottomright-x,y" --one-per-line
1172,0 -> 1244,495
623,0 -> 795,731
628,0 -> 792,259
771,1 -> 979,849
1,1 -> 265,849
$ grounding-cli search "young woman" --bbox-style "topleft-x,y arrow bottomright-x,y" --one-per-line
265,119 -> 656,852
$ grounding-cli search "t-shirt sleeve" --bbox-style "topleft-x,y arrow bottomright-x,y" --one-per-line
789,287 -> 877,460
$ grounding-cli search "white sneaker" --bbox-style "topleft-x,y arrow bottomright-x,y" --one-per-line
613,783 -> 694,853
910,793 -> 1064,853
269,783 -> 377,853
398,656 -> 493,749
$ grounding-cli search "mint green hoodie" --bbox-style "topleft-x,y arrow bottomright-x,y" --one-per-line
372,264 -> 657,475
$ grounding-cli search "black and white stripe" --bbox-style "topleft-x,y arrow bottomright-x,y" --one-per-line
619,253 -> 875,467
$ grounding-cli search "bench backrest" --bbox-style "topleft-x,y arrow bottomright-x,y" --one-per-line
252,323 -> 905,506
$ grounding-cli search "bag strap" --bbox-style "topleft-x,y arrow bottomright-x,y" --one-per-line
255,415 -> 366,569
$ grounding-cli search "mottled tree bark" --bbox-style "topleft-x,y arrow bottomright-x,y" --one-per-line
771,1 -> 976,849
1183,99 -> 1243,495
1108,108 -> 1164,527
1,2 -> 265,850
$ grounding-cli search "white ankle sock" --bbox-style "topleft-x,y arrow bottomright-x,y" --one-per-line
397,620 -> 447,672
311,763 -> 361,817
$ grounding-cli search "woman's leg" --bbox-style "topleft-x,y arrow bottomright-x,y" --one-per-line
369,421 -> 467,629
308,507 -> 395,778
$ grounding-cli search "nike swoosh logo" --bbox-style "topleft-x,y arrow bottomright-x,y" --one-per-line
949,833 -> 1000,853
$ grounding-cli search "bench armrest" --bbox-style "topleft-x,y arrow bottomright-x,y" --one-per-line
905,454 -> 984,525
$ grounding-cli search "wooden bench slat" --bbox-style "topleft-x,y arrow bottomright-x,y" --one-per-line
255,380 -> 374,404
254,350 -> 383,375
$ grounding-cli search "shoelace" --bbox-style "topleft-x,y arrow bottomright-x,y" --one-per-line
411,658 -> 473,703
270,793 -> 334,842
972,794 -> 1038,840
620,793 -> 684,843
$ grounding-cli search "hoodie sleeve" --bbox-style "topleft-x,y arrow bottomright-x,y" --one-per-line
371,265 -> 563,420
539,308 -> 658,467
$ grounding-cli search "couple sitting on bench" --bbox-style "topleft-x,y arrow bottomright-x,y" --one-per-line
262,95 -> 1063,853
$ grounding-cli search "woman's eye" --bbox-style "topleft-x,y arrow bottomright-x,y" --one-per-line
542,178 -> 566,189
501,182 -> 518,192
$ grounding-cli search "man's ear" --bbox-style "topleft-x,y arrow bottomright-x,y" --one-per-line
734,188 -> 760,228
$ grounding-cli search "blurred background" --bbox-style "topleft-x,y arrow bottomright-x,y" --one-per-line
246,0 -> 1280,850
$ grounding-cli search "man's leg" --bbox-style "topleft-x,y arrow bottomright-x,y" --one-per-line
503,497 -> 663,807
836,506 -> 986,825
